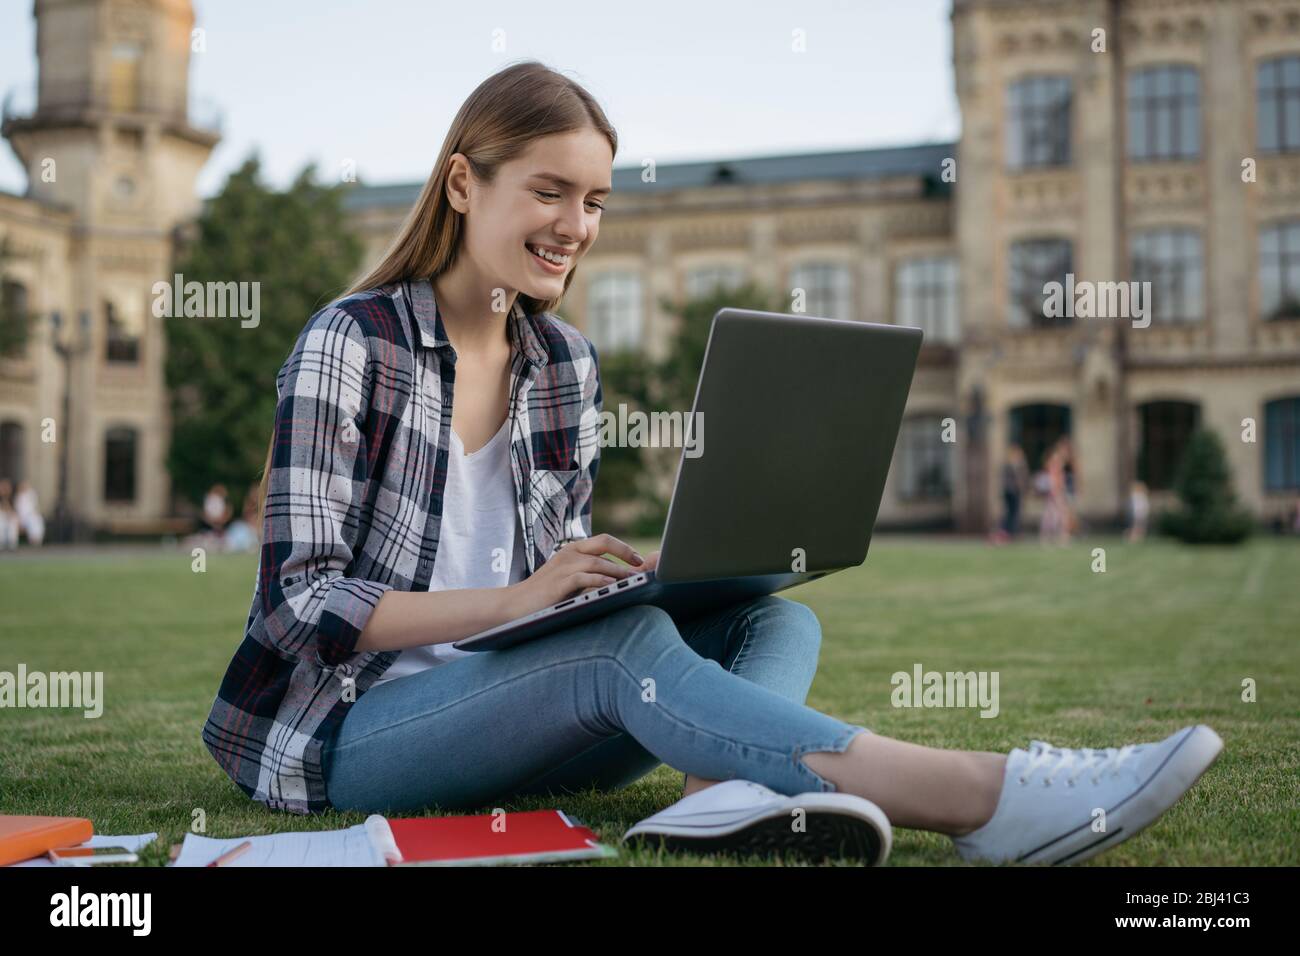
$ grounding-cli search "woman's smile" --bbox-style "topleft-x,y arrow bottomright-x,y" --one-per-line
526,241 -> 573,273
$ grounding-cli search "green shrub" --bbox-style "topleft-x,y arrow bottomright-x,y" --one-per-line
1157,427 -> 1254,544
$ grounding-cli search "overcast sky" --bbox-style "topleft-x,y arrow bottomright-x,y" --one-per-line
0,0 -> 960,197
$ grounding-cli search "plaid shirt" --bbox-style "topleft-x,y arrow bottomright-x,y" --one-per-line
202,278 -> 601,814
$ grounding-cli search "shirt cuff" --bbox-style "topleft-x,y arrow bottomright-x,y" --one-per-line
314,577 -> 394,668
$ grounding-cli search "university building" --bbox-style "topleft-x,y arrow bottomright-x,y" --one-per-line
2,0 -> 1299,536
0,0 -> 216,534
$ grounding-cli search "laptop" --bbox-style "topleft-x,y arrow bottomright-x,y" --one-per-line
452,307 -> 923,653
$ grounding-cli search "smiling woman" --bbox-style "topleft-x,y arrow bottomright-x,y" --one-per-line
202,60 -> 1222,869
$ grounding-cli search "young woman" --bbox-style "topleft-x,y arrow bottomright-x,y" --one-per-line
203,61 -> 1223,865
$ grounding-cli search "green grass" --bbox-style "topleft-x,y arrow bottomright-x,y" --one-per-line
1,535 -> 1297,866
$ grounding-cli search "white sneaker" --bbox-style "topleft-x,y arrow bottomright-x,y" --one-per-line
952,724 -> 1224,865
623,779 -> 891,865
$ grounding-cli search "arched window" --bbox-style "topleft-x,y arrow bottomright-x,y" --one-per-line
1008,403 -> 1072,473
103,426 -> 137,503
1137,400 -> 1201,490
1264,397 -> 1300,490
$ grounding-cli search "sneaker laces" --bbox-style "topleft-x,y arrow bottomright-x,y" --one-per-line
1017,740 -> 1141,787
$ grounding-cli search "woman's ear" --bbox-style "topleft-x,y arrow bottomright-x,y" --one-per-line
444,152 -> 472,214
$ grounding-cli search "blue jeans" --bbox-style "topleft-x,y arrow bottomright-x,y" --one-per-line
321,596 -> 870,814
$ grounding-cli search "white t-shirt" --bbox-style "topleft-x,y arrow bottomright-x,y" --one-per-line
373,417 -> 528,685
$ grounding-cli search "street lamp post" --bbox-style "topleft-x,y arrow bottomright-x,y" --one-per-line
49,309 -> 92,543
963,383 -> 989,533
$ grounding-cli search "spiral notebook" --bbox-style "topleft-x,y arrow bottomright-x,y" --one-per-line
173,810 -> 616,866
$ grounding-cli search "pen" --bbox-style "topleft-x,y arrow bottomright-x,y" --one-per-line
206,840 -> 252,867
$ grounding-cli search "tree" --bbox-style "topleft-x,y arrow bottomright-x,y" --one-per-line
164,156 -> 363,515
1157,427 -> 1254,544
592,280 -> 783,536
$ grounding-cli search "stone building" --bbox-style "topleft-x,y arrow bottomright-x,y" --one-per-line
0,0 -> 217,535
3,0 -> 1299,536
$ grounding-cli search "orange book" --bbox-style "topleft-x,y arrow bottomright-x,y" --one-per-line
0,815 -> 94,866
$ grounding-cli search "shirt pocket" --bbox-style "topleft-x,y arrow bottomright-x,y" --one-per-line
528,467 -> 580,555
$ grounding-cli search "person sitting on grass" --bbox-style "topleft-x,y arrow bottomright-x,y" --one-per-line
202,60 -> 1224,866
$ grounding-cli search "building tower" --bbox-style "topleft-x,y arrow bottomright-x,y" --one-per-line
2,0 -> 219,535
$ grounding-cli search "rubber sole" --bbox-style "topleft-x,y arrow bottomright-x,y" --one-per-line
625,802 -> 890,865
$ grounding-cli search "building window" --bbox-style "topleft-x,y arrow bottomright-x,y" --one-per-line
1006,75 -> 1072,169
895,256 -> 959,344
1009,403 -> 1072,473
1127,65 -> 1200,160
103,427 -> 137,503
1008,239 -> 1073,328
109,42 -> 142,113
685,265 -> 745,300
898,415 -> 953,501
586,273 -> 643,353
0,421 -> 24,484
789,262 -> 852,320
104,298 -> 141,363
1,279 -> 32,358
1258,55 -> 1300,153
1264,397 -> 1300,491
1130,229 -> 1204,323
1260,221 -> 1300,321
1137,401 -> 1201,491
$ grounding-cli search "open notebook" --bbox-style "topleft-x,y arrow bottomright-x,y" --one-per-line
173,810 -> 617,867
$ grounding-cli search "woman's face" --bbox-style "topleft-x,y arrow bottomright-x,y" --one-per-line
452,128 -> 613,304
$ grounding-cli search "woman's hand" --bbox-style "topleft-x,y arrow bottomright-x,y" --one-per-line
570,548 -> 660,595
506,534 -> 648,617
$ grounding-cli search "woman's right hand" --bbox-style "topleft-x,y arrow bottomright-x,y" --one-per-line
507,533 -> 646,617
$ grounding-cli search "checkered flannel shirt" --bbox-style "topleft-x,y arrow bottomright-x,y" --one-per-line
202,277 -> 601,813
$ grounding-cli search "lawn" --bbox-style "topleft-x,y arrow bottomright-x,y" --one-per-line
1,535 -> 1296,866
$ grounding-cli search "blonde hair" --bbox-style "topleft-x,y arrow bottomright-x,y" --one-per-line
256,61 -> 617,527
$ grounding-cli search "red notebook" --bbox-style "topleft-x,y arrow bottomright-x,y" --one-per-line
379,810 -> 616,866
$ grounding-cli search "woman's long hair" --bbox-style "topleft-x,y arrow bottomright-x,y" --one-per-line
255,61 -> 618,527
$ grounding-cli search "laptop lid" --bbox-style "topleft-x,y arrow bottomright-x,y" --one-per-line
655,308 -> 922,583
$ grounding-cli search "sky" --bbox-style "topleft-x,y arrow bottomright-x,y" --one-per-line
0,0 -> 960,197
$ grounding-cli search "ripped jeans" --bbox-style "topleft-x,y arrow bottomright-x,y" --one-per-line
321,595 -> 870,813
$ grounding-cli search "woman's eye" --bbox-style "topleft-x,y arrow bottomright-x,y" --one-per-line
534,189 -> 603,212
